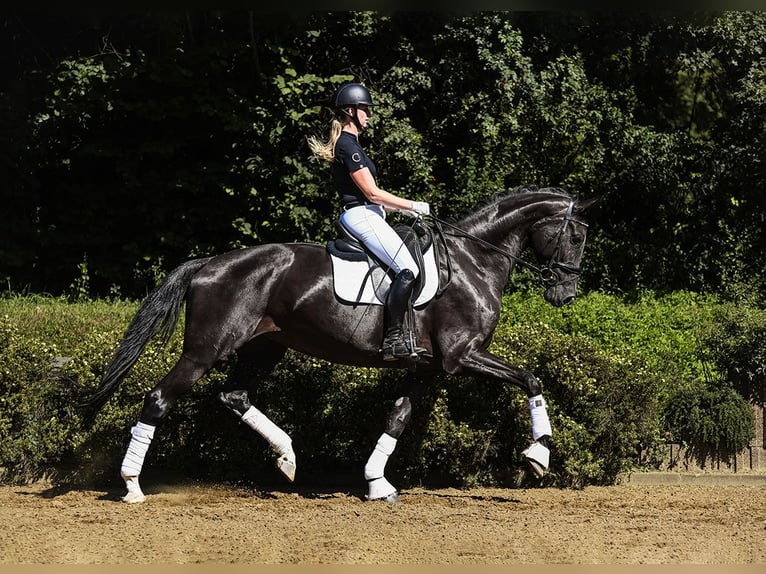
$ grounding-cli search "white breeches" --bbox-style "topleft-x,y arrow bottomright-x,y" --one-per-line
340,204 -> 419,277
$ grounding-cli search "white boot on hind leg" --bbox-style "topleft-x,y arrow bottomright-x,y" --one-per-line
120,421 -> 155,503
241,406 -> 297,482
364,434 -> 400,502
121,474 -> 145,504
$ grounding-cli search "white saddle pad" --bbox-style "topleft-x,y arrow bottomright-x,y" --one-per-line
329,245 -> 439,307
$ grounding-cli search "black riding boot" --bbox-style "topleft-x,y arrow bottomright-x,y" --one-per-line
381,269 -> 416,361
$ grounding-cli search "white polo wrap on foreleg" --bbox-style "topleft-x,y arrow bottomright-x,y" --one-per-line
364,432 -> 397,480
120,421 -> 156,478
529,394 -> 553,440
241,406 -> 292,456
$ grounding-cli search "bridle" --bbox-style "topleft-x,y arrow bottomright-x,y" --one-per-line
532,199 -> 589,287
427,198 -> 588,289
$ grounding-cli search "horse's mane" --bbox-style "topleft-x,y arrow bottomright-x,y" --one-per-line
449,184 -> 572,224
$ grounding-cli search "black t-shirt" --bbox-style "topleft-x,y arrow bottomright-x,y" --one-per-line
332,131 -> 377,207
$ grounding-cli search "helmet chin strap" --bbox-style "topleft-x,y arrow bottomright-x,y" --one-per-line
340,107 -> 364,131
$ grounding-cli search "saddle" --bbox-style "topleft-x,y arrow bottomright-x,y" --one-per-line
326,218 -> 440,307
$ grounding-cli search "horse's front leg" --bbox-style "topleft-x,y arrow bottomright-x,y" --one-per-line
457,349 -> 552,477
364,377 -> 429,502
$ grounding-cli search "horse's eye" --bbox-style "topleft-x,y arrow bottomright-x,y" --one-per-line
570,234 -> 583,246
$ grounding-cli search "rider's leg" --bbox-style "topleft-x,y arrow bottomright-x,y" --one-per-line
339,205 -> 419,277
381,269 -> 416,360
339,205 -> 421,359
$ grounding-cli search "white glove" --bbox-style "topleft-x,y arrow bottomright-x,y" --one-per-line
410,201 -> 430,216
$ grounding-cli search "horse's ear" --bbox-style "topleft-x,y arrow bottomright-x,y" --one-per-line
575,195 -> 601,214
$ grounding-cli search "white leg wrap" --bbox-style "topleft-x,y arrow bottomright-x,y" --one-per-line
120,421 -> 155,478
529,394 -> 553,440
364,433 -> 397,480
241,406 -> 296,481
241,406 -> 293,456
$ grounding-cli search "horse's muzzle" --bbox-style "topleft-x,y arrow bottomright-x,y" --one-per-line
560,295 -> 576,306
544,283 -> 577,307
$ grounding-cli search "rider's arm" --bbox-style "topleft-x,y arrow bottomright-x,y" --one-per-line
350,167 -> 414,212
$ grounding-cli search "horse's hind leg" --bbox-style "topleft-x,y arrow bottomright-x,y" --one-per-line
121,354 -> 211,503
365,374 -> 430,502
217,339 -> 295,481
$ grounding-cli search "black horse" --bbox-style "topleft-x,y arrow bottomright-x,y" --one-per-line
84,186 -> 598,503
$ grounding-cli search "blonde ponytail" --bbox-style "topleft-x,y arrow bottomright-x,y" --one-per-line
308,118 -> 344,163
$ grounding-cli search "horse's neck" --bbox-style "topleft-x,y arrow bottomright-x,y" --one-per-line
459,194 -> 568,249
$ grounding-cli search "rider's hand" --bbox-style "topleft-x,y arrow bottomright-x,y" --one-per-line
411,201 -> 430,216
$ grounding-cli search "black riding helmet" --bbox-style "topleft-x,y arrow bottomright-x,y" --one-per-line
333,83 -> 374,130
333,82 -> 374,109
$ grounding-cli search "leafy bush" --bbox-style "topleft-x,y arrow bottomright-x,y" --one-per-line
700,299 -> 766,405
664,381 -> 755,461
0,316 -> 77,483
660,291 -> 762,464
503,288 -> 716,385
0,290 -> 758,490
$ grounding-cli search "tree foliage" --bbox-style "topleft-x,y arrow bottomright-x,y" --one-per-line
2,11 -> 765,300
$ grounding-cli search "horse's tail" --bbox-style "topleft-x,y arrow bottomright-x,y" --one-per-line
80,257 -> 213,425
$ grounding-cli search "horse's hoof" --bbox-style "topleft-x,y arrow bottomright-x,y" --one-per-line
122,491 -> 146,504
276,453 -> 296,482
121,475 -> 146,503
526,458 -> 547,479
522,441 -> 550,478
365,477 -> 399,502
366,491 -> 401,503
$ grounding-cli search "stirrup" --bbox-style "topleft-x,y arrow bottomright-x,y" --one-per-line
381,337 -> 411,361
382,326 -> 427,361
382,342 -> 426,362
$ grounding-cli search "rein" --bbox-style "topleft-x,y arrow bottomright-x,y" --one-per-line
425,199 -> 586,288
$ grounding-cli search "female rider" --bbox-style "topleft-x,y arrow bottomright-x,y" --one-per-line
308,82 -> 430,360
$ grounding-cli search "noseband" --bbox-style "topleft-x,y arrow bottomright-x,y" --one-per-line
429,199 -> 587,289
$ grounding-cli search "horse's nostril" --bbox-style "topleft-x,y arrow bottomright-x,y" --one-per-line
562,295 -> 576,306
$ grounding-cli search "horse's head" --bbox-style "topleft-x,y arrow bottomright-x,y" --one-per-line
528,196 -> 599,307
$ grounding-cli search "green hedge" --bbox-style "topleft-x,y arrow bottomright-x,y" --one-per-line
0,289 -> 758,489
